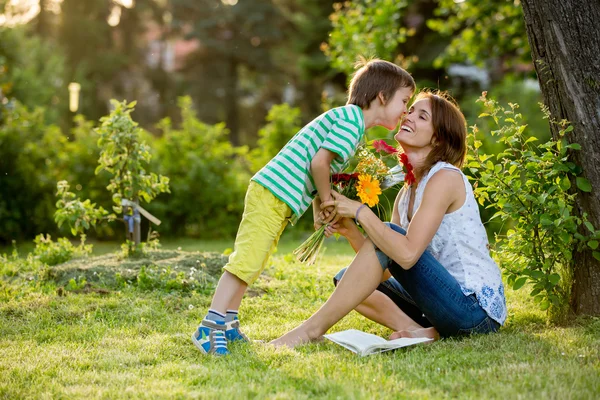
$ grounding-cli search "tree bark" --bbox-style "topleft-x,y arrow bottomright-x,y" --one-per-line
35,0 -> 50,36
225,56 -> 240,146
521,0 -> 600,315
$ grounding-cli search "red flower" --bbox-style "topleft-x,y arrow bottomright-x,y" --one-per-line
332,173 -> 359,184
398,152 -> 416,186
373,139 -> 399,154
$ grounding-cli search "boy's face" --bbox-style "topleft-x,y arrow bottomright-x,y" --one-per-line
378,87 -> 413,130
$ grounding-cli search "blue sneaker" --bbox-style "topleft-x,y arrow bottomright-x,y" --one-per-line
225,318 -> 249,343
191,319 -> 229,355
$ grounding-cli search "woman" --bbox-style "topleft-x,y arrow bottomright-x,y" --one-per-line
272,91 -> 506,347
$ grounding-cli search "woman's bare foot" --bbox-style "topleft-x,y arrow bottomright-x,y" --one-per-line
389,326 -> 440,341
270,326 -> 314,349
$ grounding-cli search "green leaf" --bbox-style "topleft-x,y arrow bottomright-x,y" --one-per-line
540,299 -> 551,311
524,136 -> 538,144
566,143 -> 581,150
560,177 -> 571,191
588,240 -> 599,250
576,177 -> 592,192
593,252 -> 600,261
548,273 -> 560,285
513,277 -> 528,290
531,270 -> 545,280
585,221 -> 595,233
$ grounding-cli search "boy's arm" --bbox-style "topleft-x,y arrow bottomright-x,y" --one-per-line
311,148 -> 338,224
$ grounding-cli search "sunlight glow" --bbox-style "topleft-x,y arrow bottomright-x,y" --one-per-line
115,0 -> 135,9
0,0 -> 39,27
107,5 -> 122,27
221,0 -> 238,6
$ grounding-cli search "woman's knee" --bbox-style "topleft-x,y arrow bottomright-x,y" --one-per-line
332,267 -> 348,286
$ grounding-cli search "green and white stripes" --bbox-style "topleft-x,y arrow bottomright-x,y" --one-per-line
253,104 -> 365,224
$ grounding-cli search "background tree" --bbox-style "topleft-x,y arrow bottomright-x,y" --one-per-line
520,0 -> 600,316
171,0 -> 287,145
428,0 -> 530,82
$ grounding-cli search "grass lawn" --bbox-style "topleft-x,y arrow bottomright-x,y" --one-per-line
1,237 -> 599,399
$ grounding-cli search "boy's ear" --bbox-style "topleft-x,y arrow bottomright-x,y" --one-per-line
378,91 -> 386,105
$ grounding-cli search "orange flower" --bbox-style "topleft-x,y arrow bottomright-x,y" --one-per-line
356,174 -> 381,207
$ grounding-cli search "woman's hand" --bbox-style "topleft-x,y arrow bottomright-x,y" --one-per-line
324,217 -> 358,238
320,191 -> 362,220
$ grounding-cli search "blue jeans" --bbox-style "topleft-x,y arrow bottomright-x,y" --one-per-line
334,223 -> 500,338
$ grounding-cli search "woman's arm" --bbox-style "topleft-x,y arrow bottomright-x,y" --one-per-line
324,169 -> 465,269
390,188 -> 403,225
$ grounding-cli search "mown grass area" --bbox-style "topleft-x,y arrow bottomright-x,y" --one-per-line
1,238 -> 599,399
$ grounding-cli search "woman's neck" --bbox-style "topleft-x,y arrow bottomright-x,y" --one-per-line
403,149 -> 431,183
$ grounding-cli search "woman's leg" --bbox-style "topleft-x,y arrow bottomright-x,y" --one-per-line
354,290 -> 423,333
373,223 -> 488,338
271,240 -> 386,348
333,268 -> 429,333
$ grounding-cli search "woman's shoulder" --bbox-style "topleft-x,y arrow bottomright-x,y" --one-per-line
428,161 -> 463,176
418,163 -> 466,206
424,162 -> 464,187
424,168 -> 464,194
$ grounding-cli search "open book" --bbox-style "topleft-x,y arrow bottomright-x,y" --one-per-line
324,329 -> 432,356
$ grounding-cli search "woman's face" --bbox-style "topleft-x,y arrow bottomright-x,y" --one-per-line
394,98 -> 435,149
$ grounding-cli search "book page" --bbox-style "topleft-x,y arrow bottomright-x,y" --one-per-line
324,329 -> 433,356
324,329 -> 388,354
365,336 -> 432,355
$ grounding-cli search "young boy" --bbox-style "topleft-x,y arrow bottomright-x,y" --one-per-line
192,59 -> 415,355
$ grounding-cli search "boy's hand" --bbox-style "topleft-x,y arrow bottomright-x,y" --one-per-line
320,204 -> 337,224
324,217 -> 357,238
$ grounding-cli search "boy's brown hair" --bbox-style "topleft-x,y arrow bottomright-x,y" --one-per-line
347,57 -> 416,108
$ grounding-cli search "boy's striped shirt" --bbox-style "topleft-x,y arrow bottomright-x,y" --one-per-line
252,104 -> 365,225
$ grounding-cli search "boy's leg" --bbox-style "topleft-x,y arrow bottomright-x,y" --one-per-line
194,182 -> 290,352
209,271 -> 247,315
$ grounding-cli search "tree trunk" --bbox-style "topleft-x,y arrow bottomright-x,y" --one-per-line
225,56 -> 240,145
35,0 -> 50,36
521,0 -> 600,315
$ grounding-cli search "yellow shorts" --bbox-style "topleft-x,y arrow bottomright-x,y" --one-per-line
223,181 -> 292,284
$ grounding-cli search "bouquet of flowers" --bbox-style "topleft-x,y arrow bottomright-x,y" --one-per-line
293,140 -> 414,265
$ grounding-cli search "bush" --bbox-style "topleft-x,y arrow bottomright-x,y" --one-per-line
467,93 -> 600,317
0,102 -> 68,243
150,97 -> 251,238
33,234 -> 92,266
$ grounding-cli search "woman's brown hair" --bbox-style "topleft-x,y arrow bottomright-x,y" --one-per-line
413,90 -> 467,177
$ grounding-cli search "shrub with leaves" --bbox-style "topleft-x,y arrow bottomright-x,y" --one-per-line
55,180 -> 111,236
56,100 -> 170,254
96,100 -> 170,211
33,234 -> 92,266
150,96 -> 249,238
467,93 -> 600,315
